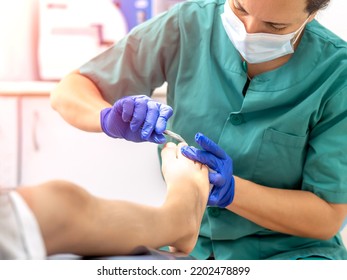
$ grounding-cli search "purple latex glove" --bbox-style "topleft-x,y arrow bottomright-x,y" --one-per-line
181,133 -> 235,207
101,95 -> 173,144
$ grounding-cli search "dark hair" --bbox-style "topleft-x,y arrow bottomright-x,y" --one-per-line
306,0 -> 330,14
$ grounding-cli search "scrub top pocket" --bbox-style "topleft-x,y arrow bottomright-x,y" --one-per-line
252,128 -> 308,189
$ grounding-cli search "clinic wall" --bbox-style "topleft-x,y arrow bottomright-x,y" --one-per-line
0,0 -> 40,81
0,0 -> 346,82
316,0 -> 346,40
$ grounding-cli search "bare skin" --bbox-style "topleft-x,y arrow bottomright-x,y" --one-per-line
17,142 -> 209,257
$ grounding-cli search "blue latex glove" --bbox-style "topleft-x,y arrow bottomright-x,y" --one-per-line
100,95 -> 173,144
181,133 -> 235,207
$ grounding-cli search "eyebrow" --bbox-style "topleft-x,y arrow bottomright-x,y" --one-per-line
234,0 -> 291,26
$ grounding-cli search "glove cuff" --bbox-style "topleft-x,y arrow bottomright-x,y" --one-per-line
100,107 -> 118,138
218,176 -> 235,208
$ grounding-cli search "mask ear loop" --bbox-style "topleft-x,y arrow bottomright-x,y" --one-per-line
291,16 -> 311,45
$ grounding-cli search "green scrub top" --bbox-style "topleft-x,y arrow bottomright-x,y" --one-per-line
80,0 -> 347,259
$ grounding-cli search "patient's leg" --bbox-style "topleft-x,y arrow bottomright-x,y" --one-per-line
17,143 -> 209,257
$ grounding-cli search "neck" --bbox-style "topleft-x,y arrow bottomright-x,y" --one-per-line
246,54 -> 291,78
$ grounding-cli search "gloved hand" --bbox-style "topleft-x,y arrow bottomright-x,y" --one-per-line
181,133 -> 235,207
100,95 -> 173,144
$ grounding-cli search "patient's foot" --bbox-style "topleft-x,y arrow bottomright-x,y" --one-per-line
168,182 -> 209,254
161,143 -> 209,254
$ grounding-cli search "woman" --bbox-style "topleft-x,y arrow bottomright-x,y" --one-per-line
51,0 -> 347,259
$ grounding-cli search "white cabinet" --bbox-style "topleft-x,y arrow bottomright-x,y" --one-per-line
0,97 -> 19,188
20,96 -> 166,205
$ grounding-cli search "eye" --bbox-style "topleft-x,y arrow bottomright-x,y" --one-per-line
268,24 -> 288,32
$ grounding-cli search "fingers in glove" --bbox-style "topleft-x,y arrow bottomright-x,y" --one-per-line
207,188 -> 219,206
129,96 -> 150,132
181,146 -> 219,170
119,98 -> 135,123
195,133 -> 228,160
141,101 -> 159,140
155,105 -> 173,134
177,142 -> 188,159
149,133 -> 167,144
209,172 -> 225,187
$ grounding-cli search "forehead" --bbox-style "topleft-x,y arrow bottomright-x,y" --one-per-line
238,0 -> 308,23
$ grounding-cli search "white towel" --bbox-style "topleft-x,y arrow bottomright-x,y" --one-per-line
0,191 -> 46,259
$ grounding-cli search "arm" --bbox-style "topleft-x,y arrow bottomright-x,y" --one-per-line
51,70 -> 173,144
182,133 -> 347,240
17,143 -> 209,257
50,70 -> 111,132
228,176 -> 347,240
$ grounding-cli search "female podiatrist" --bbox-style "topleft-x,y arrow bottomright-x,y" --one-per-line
51,0 -> 347,259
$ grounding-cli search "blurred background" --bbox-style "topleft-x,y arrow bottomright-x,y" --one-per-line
0,0 -> 345,82
0,0 -> 185,81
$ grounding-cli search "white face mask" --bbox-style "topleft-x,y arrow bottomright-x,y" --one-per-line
221,0 -> 309,64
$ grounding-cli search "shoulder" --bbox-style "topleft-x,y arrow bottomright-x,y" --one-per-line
173,0 -> 225,35
180,0 -> 224,8
175,0 -> 224,21
305,20 -> 347,54
178,0 -> 225,14
127,0 -> 225,46
131,0 -> 224,29
304,20 -> 347,90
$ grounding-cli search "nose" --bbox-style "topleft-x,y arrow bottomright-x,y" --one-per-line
241,17 -> 263,34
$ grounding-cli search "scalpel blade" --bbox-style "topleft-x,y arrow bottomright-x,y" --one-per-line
163,129 -> 187,143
